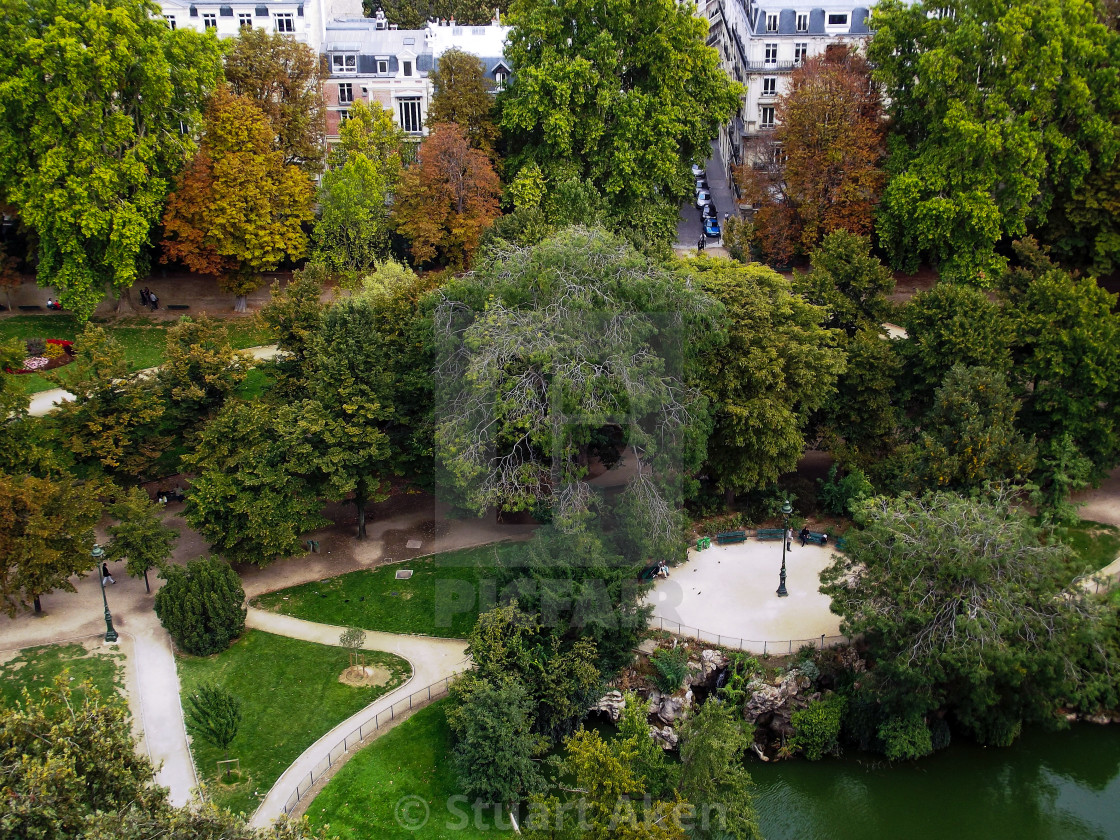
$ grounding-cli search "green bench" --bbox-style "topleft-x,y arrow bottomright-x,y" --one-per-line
716,530 -> 747,544
801,530 -> 829,546
756,528 -> 785,541
639,564 -> 658,581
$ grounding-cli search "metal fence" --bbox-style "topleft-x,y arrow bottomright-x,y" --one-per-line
280,675 -> 455,816
651,616 -> 849,655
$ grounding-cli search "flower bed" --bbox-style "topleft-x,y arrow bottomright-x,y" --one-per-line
5,339 -> 74,375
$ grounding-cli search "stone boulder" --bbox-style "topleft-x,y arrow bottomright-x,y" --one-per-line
591,690 -> 626,723
650,725 -> 679,750
743,671 -> 809,723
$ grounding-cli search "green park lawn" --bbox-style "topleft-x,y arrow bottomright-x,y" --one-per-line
0,313 -> 273,394
306,699 -> 510,840
1060,519 -> 1120,575
252,542 -> 528,639
0,642 -> 123,708
175,630 -> 410,817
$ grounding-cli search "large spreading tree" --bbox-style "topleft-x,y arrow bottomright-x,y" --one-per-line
161,87 -> 315,312
501,0 -> 740,244
0,0 -> 222,318
869,0 -> 1120,281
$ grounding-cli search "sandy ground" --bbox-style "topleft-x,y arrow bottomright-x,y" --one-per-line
645,538 -> 843,652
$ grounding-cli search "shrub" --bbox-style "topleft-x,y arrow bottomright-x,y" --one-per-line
154,557 -> 246,656
790,694 -> 847,760
43,342 -> 65,360
650,646 -> 691,693
877,713 -> 933,761
818,464 -> 873,516
25,337 -> 45,356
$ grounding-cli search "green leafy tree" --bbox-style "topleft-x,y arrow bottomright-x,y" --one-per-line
154,556 -> 246,656
106,486 -> 178,594
1031,433 -> 1093,528
258,264 -> 328,398
369,0 -> 509,29
869,0 -> 1120,280
684,256 -> 845,506
223,27 -> 328,172
428,48 -> 498,155
0,472 -> 102,615
330,98 -> 407,172
447,677 -> 543,807
184,683 -> 242,776
795,231 -> 894,337
678,699 -> 761,839
183,401 -> 327,565
789,694 -> 847,761
161,86 -> 315,312
0,677 -> 165,840
0,0 -> 222,318
0,336 -> 38,473
502,0 -> 740,245
83,803 -> 328,840
158,315 -> 249,433
47,324 -> 167,480
821,489 -> 1112,746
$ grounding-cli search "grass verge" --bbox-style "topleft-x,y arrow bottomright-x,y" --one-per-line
252,543 -> 527,639
175,629 -> 410,817
1060,520 -> 1120,574
0,314 -> 273,394
0,642 -> 124,707
306,699 -> 510,840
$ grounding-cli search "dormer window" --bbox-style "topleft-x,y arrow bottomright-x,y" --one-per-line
766,13 -> 778,31
332,54 -> 357,74
827,12 -> 848,26
494,69 -> 507,90
402,60 -> 413,77
376,57 -> 390,74
796,13 -> 808,31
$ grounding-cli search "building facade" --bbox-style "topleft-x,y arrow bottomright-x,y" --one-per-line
155,0 -> 358,52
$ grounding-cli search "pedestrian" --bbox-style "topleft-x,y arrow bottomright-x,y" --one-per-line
139,287 -> 149,307
697,235 -> 705,251
149,291 -> 159,311
799,526 -> 810,546
101,563 -> 115,585
786,527 -> 793,551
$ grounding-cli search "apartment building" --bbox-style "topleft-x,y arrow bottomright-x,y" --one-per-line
155,0 -> 356,52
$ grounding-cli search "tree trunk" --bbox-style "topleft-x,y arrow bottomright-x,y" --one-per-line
114,287 -> 137,317
33,595 -> 42,613
143,568 -> 151,594
234,294 -> 248,313
355,491 -> 368,540
724,487 -> 736,510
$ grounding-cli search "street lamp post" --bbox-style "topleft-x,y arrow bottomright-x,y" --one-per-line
776,499 -> 792,597
93,545 -> 118,643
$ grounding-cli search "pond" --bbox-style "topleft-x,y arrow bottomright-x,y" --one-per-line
751,725 -> 1120,840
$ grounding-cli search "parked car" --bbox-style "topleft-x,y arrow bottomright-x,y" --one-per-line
704,216 -> 722,238
695,190 -> 711,209
703,201 -> 718,219
695,178 -> 709,193
691,163 -> 705,178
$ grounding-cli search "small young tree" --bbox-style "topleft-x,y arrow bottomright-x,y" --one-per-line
154,557 -> 246,656
105,487 -> 178,594
184,682 -> 242,778
339,626 -> 367,667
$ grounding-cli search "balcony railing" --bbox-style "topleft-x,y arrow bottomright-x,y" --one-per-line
744,60 -> 799,72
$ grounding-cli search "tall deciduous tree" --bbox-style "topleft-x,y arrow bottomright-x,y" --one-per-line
738,46 -> 885,264
258,265 -> 327,398
502,0 -> 740,244
105,486 -> 178,594
795,230 -> 894,337
822,490 -> 1114,747
684,256 -> 845,505
161,87 -> 315,312
870,0 -> 1120,281
158,315 -> 249,433
224,27 -> 328,172
0,0 -> 222,318
0,472 -> 102,615
392,122 -> 500,267
428,48 -> 498,155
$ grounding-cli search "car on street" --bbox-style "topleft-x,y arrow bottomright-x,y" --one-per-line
691,163 -> 705,178
704,216 -> 721,238
695,190 -> 711,209
695,178 -> 709,193
703,201 -> 717,219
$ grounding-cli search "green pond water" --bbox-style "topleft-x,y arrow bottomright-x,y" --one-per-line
751,725 -> 1120,840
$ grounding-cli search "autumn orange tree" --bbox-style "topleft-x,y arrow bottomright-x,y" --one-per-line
161,87 -> 315,311
392,122 -> 500,268
737,46 -> 885,265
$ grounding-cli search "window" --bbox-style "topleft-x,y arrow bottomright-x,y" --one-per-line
163,14 -> 176,29
766,13 -> 778,31
827,13 -> 848,25
402,60 -> 413,77
760,106 -> 775,128
275,12 -> 294,32
376,58 -> 389,74
338,83 -> 353,104
494,70 -> 507,90
796,12 -> 808,31
332,54 -> 357,74
338,109 -> 350,123
762,77 -> 777,96
794,42 -> 808,63
202,12 -> 217,28
398,97 -> 422,133
764,43 -> 777,64
238,13 -> 252,27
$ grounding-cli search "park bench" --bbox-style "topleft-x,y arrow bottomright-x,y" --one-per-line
801,531 -> 828,546
18,305 -> 42,311
639,564 -> 658,582
167,304 -> 190,311
716,530 -> 747,545
755,528 -> 785,541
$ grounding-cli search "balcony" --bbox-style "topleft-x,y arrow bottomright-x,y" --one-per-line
744,60 -> 798,73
